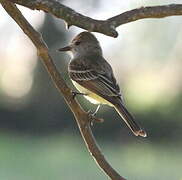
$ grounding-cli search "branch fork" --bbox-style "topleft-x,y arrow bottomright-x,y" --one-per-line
7,0 -> 182,37
1,0 -> 182,179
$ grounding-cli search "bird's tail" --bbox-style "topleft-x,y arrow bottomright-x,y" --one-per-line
114,102 -> 147,137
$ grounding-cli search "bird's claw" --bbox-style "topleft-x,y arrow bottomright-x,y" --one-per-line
87,110 -> 95,126
72,91 -> 87,99
87,110 -> 104,126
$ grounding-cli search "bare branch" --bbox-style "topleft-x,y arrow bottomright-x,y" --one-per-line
108,4 -> 182,27
7,0 -> 118,37
7,0 -> 182,37
0,1 -> 126,180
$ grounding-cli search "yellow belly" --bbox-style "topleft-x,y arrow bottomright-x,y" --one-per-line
72,80 -> 113,106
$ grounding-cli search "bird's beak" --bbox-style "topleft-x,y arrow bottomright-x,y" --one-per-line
58,45 -> 72,51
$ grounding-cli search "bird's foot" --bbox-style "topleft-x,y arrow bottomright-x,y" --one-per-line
71,91 -> 87,99
87,110 -> 104,126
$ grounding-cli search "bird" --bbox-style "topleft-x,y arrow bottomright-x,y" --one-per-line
58,31 -> 146,137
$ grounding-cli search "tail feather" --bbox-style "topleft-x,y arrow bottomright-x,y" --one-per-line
114,102 -> 147,137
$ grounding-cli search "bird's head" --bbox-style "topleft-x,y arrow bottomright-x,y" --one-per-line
58,31 -> 102,57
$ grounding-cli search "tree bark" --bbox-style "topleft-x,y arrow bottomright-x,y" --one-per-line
1,0 -> 182,179
7,0 -> 182,37
1,1 -> 126,180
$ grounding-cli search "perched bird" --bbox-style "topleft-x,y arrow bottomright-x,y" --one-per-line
58,31 -> 146,137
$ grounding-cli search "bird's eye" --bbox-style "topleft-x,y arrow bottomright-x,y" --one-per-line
75,41 -> 81,45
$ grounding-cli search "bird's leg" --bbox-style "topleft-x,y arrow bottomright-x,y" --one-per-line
88,105 -> 101,126
72,91 -> 87,99
92,105 -> 100,116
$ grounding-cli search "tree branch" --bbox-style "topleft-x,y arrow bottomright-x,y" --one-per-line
0,1 -> 126,180
7,0 -> 182,37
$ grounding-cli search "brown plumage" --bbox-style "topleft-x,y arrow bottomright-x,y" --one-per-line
59,31 -> 146,137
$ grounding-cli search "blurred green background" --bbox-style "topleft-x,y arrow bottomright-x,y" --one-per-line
0,0 -> 182,180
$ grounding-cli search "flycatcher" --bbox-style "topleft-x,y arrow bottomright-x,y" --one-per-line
58,31 -> 146,137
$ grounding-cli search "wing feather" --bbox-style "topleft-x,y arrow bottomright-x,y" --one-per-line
69,69 -> 121,97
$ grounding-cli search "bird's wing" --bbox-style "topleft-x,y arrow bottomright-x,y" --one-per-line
69,57 -> 146,137
69,58 -> 122,99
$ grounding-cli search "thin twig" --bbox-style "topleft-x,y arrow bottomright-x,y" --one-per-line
0,1 -> 126,180
7,0 -> 182,37
108,4 -> 182,27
